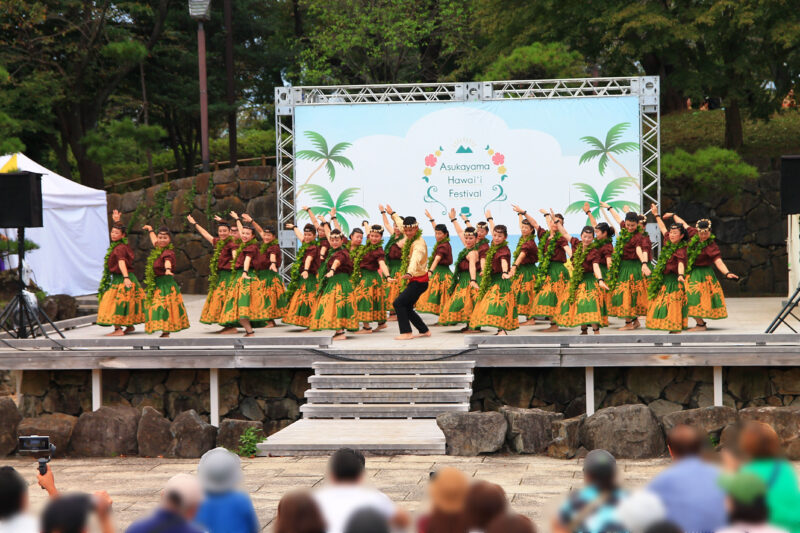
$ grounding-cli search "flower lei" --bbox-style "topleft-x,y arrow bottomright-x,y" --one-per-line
565,239 -> 609,304
449,244 -> 477,294
427,236 -> 450,268
513,234 -> 535,262
647,239 -> 688,299
350,242 -> 382,285
533,231 -> 559,292
685,233 -> 716,275
398,229 -> 422,290
606,227 -> 645,290
285,239 -> 317,299
144,244 -> 174,305
478,242 -> 505,298
97,238 -> 128,301
207,236 -> 233,296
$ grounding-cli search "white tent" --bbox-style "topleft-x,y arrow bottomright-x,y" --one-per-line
1,153 -> 109,296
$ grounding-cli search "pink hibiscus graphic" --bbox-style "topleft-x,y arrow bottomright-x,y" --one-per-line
425,154 -> 437,167
492,152 -> 505,165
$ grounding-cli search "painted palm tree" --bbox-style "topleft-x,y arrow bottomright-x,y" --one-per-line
298,185 -> 369,235
566,177 -> 640,225
296,131 -> 354,193
579,122 -> 639,184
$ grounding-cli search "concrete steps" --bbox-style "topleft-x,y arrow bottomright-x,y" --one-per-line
308,374 -> 473,389
304,388 -> 471,403
301,402 -> 471,418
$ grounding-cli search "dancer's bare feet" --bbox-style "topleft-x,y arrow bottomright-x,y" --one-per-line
669,330 -> 682,334
387,314 -> 398,322
375,323 -> 388,331
107,328 -> 125,337
395,333 -> 414,340
687,323 -> 707,332
160,333 -> 170,338
353,327 -> 373,335
219,327 -> 238,335
631,318 -> 641,329
264,320 -> 276,328
243,329 -> 255,337
520,319 -> 537,326
124,326 -> 135,335
593,326 -> 601,335
333,331 -> 347,341
580,326 -> 588,335
494,330 -> 507,336
619,321 -> 635,331
415,331 -> 432,338
541,324 -> 559,333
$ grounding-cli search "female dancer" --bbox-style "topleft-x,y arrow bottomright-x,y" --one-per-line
646,205 -> 689,333
417,211 -> 454,316
666,212 -> 738,331
380,204 -> 404,321
352,224 -> 392,334
242,214 -> 286,327
439,226 -> 481,331
218,218 -> 261,336
526,208 -> 571,332
141,225 -> 189,337
582,203 -> 616,323
510,206 -> 539,324
601,202 -> 650,330
282,222 -> 320,328
469,225 -> 518,335
97,210 -> 146,335
554,225 -> 611,334
190,214 -> 239,333
310,228 -> 358,339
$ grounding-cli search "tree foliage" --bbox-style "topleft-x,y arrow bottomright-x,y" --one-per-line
480,42 -> 585,81
661,147 -> 759,195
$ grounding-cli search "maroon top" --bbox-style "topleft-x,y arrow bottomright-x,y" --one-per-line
218,238 -> 237,270
478,241 -> 490,260
489,246 -> 511,274
317,238 -> 330,262
433,241 -> 453,266
686,227 -> 721,266
108,243 -> 134,274
359,247 -> 386,271
621,230 -> 645,261
301,244 -> 320,275
153,248 -> 176,276
569,237 -> 604,273
457,248 -> 478,272
664,245 -> 687,274
254,243 -> 281,271
518,237 -> 539,265
598,242 -> 614,266
234,242 -> 259,269
641,233 -> 653,261
329,247 -> 353,274
537,227 -> 568,263
387,242 -> 403,261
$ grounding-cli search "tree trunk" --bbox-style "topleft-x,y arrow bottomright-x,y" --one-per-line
724,98 -> 744,150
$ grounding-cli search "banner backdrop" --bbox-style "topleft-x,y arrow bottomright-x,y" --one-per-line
294,96 -> 641,253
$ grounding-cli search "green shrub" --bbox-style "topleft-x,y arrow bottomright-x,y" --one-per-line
237,426 -> 264,457
662,147 -> 759,196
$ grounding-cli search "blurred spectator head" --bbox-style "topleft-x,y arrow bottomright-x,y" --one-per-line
666,424 -> 704,460
162,473 -> 204,519
486,512 -> 536,533
0,466 -> 28,520
739,421 -> 781,459
328,448 -> 366,484
583,449 -> 618,491
275,490 -> 326,533
615,490 -> 667,533
643,520 -> 684,533
719,472 -> 770,523
429,467 -> 469,514
464,481 -> 508,531
41,493 -> 93,533
343,507 -> 389,533
198,447 -> 243,494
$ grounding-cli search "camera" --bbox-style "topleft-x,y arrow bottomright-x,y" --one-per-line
18,435 -> 56,475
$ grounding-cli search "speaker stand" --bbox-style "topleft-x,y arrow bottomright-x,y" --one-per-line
0,228 -> 64,339
765,284 -> 800,333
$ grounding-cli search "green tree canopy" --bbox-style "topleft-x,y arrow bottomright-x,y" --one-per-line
480,42 -> 585,81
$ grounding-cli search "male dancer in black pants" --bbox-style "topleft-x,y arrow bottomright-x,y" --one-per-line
389,215 -> 431,340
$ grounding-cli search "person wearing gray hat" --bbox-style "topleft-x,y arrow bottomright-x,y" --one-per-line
195,448 -> 259,533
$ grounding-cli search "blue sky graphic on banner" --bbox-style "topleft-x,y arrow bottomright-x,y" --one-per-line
294,96 -> 640,254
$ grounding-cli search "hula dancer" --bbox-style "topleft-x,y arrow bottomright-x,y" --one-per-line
527,208 -> 571,332
510,204 -> 540,324
469,225 -> 518,334
667,213 -> 738,331
310,228 -> 358,340
416,210 -> 454,316
242,213 -> 286,327
97,209 -> 146,335
380,204 -> 404,321
554,225 -> 612,334
217,219 -> 261,336
439,226 -> 481,331
388,215 -> 430,340
282,222 -> 320,328
646,205 -> 689,333
190,214 -> 239,333
352,224 -> 392,334
601,202 -> 650,329
141,225 -> 189,337
582,203 -> 616,323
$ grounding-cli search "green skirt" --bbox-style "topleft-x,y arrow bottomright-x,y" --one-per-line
200,269 -> 234,324
146,276 -> 190,334
530,262 -> 570,317
282,275 -> 318,327
646,273 -> 688,331
556,273 -> 608,327
218,272 -> 267,328
469,274 -> 518,331
353,269 -> 387,322
687,265 -> 728,319
310,272 -> 359,331
439,271 -> 481,326
512,263 -> 537,317
97,273 -> 146,327
609,259 -> 648,319
416,264 -> 454,314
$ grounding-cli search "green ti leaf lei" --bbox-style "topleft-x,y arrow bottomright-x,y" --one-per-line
145,244 -> 174,306
384,232 -> 401,255
565,239 -> 609,305
533,231 -> 559,292
478,242 -> 506,299
316,245 -> 344,295
285,239 -> 317,299
398,229 -> 422,290
231,239 -> 252,273
350,242 -> 382,286
207,236 -> 233,296
478,237 -> 489,248
685,233 -> 715,275
97,238 -> 127,302
449,244 -> 477,294
427,236 -> 450,268
647,239 -> 688,299
606,227 -> 645,290
513,234 -> 535,262
259,238 -> 278,257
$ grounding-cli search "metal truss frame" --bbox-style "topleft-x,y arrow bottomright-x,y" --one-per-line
275,76 -> 660,275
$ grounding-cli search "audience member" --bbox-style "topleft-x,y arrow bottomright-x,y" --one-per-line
737,422 -> 800,533
195,447 -> 259,533
0,466 -> 38,533
343,508 -> 390,533
417,467 -> 469,533
717,471 -> 788,533
486,513 -> 536,533
274,491 -> 326,533
615,490 -> 666,533
313,448 -> 408,533
463,481 -> 507,533
643,521 -> 683,533
42,492 -> 114,533
126,474 -> 204,533
647,424 -> 726,533
553,449 -> 626,533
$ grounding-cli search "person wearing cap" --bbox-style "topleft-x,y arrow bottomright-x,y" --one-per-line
417,467 -> 469,533
126,473 -> 204,533
195,448 -> 259,533
614,490 -> 666,533
388,213 -> 431,340
717,472 -> 788,533
42,492 -> 114,533
192,214 -> 239,333
553,449 -> 626,533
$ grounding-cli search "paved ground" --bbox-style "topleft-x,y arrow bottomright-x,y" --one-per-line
8,455 -> 676,531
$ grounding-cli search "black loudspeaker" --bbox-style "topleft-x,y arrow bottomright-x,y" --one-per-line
0,171 -> 43,227
781,156 -> 800,216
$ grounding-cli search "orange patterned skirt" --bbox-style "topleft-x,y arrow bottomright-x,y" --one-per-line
529,262 -> 570,317
686,266 -> 728,319
469,275 -> 518,331
609,260 -> 648,319
310,273 -> 359,331
97,273 -> 146,327
646,274 -> 688,331
200,270 -> 234,324
145,276 -> 190,334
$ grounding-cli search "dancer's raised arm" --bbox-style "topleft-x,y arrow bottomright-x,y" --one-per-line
485,210 -> 495,232
512,204 -> 540,230
599,201 -> 623,227
379,204 -> 398,234
241,214 -> 266,240
187,215 -> 215,243
424,209 -> 437,230
449,208 -> 467,245
582,202 -> 598,227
